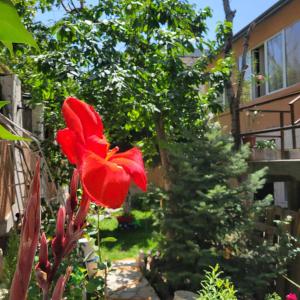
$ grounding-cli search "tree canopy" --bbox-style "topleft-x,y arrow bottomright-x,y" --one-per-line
2,0 -> 231,181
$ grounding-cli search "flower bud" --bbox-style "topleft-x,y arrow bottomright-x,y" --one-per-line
51,266 -> 72,300
52,206 -> 66,259
74,192 -> 90,229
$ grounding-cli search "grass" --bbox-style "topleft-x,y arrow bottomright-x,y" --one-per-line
100,210 -> 158,261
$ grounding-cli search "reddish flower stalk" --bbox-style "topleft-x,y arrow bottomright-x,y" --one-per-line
35,169 -> 91,298
66,168 -> 79,218
51,266 -> 72,300
9,160 -> 41,300
35,232 -> 51,293
52,206 -> 66,261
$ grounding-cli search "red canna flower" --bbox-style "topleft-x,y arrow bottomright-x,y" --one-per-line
56,97 -> 147,208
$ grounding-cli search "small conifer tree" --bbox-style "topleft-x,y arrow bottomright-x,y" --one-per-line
157,124 -> 298,298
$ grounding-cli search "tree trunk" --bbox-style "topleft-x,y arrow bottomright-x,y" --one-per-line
154,113 -> 171,192
222,0 -> 254,150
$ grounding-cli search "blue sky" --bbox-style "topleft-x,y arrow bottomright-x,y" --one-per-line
37,0 -> 279,39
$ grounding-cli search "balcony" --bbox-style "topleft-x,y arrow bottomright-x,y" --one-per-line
223,90 -> 300,181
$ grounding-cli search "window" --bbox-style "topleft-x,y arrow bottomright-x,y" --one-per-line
266,33 -> 284,92
252,45 -> 266,98
240,21 -> 300,100
285,21 -> 300,86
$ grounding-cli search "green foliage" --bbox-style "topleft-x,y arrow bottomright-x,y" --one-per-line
0,0 -> 37,54
2,0 -> 232,181
131,185 -> 166,211
264,292 -> 282,300
156,125 -> 299,298
197,265 -> 237,300
100,209 -> 158,261
255,139 -> 277,150
87,215 -> 119,232
1,230 -> 19,287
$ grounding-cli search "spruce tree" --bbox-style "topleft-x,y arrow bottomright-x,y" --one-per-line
157,124 -> 298,298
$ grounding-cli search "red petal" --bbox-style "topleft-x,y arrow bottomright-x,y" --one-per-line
81,153 -> 131,208
56,129 -> 78,164
86,135 -> 109,158
109,147 -> 147,192
63,97 -> 104,141
62,98 -> 85,143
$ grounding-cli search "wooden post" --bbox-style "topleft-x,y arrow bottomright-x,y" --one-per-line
0,74 -> 24,235
289,103 -> 296,149
280,112 -> 285,158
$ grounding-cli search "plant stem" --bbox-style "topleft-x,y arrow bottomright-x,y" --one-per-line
97,207 -> 107,299
42,288 -> 49,300
97,208 -> 102,263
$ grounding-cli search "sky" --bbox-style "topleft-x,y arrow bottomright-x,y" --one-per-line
37,0 -> 280,40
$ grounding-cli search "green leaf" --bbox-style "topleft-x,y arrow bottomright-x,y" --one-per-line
86,277 -> 104,293
0,124 -> 31,141
0,101 -> 9,109
101,237 -> 117,243
0,0 -> 38,53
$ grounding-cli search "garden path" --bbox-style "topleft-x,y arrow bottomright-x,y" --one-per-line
106,258 -> 159,300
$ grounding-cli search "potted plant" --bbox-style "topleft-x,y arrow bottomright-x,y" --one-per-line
252,139 -> 280,160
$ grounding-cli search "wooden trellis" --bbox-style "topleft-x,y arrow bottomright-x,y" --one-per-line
0,112 -> 64,235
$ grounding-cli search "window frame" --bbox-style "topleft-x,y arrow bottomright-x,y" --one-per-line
284,20 -> 300,87
264,30 -> 286,95
248,21 -> 300,100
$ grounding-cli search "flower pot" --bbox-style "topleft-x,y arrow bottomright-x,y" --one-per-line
251,149 -> 281,160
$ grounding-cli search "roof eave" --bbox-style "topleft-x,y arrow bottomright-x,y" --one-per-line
233,0 -> 292,42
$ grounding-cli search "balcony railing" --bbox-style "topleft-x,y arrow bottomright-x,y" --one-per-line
239,91 -> 300,158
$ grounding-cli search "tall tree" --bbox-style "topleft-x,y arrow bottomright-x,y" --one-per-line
222,0 -> 253,150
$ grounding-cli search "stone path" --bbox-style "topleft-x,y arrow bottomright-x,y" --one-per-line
107,259 -> 160,300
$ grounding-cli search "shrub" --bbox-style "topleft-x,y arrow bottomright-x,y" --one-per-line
197,264 -> 237,300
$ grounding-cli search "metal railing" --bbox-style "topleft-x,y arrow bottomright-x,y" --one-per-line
239,91 -> 300,157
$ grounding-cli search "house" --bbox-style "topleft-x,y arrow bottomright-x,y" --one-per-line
215,0 -> 300,291
217,0 -> 300,209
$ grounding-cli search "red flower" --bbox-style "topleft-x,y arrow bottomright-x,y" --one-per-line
57,97 -> 147,208
286,293 -> 298,300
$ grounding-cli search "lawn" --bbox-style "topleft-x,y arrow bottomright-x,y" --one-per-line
100,210 -> 158,261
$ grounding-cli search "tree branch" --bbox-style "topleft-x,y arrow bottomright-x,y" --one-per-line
222,0 -> 236,22
222,0 -> 236,55
60,1 -> 70,12
69,0 -> 80,13
236,23 -> 255,102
